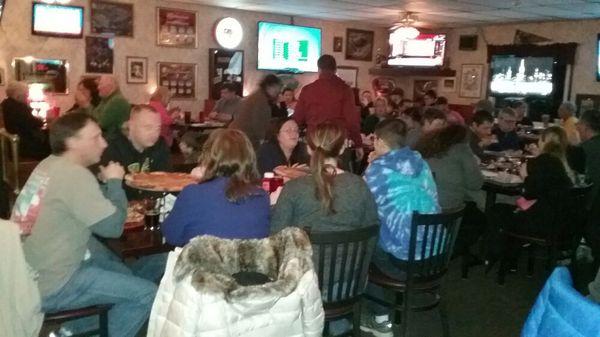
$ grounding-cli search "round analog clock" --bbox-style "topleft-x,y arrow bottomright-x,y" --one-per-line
214,17 -> 243,49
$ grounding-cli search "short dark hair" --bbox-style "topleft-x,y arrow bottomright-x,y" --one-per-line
390,88 -> 404,97
282,87 -> 294,95
267,117 -> 294,143
471,110 -> 494,126
401,106 -> 422,123
422,108 -> 446,124
221,82 -> 237,93
317,54 -> 337,71
259,74 -> 282,91
435,96 -> 448,105
49,112 -> 96,155
580,109 -> 600,133
424,89 -> 437,99
78,78 -> 101,107
374,119 -> 407,149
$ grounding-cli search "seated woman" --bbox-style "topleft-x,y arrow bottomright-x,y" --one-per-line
68,77 -> 101,115
162,129 -> 270,246
416,124 -> 485,265
488,126 -> 573,262
362,96 -> 391,135
256,117 -> 309,175
271,122 -> 378,233
149,86 -> 181,147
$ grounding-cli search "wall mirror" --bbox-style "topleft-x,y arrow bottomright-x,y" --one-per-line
13,57 -> 68,94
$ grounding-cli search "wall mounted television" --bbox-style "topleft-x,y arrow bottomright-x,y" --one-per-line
387,33 -> 446,67
257,21 -> 321,73
31,2 -> 84,38
490,55 -> 554,96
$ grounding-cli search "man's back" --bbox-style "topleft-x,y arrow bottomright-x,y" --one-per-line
16,155 -> 120,297
293,73 -> 361,146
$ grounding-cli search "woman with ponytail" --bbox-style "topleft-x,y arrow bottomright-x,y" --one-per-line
162,129 -> 270,246
271,122 -> 378,232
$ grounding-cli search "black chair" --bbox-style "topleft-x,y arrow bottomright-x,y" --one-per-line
43,304 -> 112,337
365,207 -> 464,337
306,225 -> 379,337
497,184 -> 593,285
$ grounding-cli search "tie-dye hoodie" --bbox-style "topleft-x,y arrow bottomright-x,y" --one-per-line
365,147 -> 440,260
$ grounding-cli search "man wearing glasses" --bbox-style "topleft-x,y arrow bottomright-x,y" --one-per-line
488,108 -> 521,152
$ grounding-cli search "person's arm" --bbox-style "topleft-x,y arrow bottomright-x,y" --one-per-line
292,88 -> 307,128
342,87 -> 362,147
460,144 -> 484,191
270,184 -> 296,234
90,179 -> 128,237
161,187 -> 195,246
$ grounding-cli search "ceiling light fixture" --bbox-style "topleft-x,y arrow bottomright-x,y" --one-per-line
389,11 -> 420,42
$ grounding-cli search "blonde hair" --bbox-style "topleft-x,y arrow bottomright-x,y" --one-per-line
5,82 -> 28,102
540,126 -> 574,181
150,86 -> 171,106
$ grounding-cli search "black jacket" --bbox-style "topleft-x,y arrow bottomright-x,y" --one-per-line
1,97 -> 49,159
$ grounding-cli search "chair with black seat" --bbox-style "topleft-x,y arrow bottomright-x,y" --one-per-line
497,184 -> 594,285
43,304 -> 112,337
365,207 -> 464,337
306,225 -> 379,337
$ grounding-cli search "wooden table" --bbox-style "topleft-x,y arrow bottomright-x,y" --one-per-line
103,229 -> 173,259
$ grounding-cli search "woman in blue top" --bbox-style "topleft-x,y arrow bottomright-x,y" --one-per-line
162,129 -> 270,246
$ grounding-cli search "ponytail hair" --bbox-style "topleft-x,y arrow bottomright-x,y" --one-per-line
306,122 -> 346,214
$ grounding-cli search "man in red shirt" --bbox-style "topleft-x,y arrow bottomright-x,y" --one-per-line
293,55 -> 363,161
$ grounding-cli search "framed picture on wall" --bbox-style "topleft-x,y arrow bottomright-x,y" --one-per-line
0,67 -> 5,86
440,77 -> 456,93
459,64 -> 484,98
126,57 -> 147,84
157,62 -> 196,99
85,36 -> 113,74
156,7 -> 197,48
333,36 -> 343,52
91,0 -> 134,37
209,49 -> 244,100
345,29 -> 374,61
575,94 -> 600,115
336,66 -> 358,88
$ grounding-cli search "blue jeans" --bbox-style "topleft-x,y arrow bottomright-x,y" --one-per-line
367,246 -> 407,315
42,243 -> 159,337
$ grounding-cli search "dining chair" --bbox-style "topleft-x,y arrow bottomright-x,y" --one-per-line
305,224 -> 379,337
365,207 -> 464,337
497,184 -> 594,285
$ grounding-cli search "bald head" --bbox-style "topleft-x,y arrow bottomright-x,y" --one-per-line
128,105 -> 161,150
5,81 -> 29,103
97,75 -> 118,97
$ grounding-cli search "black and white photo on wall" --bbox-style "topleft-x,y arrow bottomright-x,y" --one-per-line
333,37 -> 343,52
126,57 -> 147,84
91,0 -> 134,37
85,36 -> 114,74
209,48 -> 243,100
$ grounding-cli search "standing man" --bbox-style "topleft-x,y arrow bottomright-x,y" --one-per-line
294,54 -> 363,161
577,110 -> 600,245
102,104 -> 171,199
207,82 -> 242,123
13,113 -> 156,337
94,75 -> 131,139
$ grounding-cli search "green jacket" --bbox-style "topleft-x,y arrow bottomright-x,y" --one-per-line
93,90 -> 130,138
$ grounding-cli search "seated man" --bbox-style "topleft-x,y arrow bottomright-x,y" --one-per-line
207,82 -> 242,123
469,110 -> 495,159
362,119 -> 439,335
435,96 -> 465,125
512,100 -> 533,127
102,104 -> 171,199
13,113 -> 156,337
488,108 -> 522,152
1,81 -> 50,159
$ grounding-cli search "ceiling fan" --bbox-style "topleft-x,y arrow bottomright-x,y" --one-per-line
389,11 -> 419,31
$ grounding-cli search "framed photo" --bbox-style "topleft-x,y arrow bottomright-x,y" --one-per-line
157,62 -> 196,99
459,64 -> 484,98
0,67 -> 5,86
91,1 -> 134,37
413,79 -> 438,101
345,29 -> 374,61
126,57 -> 148,84
156,7 -> 197,48
336,66 -> 358,88
14,57 -> 68,93
440,77 -> 456,93
333,36 -> 343,53
85,36 -> 113,74
209,49 -> 244,100
575,94 -> 600,115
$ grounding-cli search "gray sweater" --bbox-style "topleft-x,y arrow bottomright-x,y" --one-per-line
271,173 -> 379,232
425,142 -> 484,209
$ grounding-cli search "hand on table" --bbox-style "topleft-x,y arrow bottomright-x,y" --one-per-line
190,166 -> 206,180
99,161 -> 125,182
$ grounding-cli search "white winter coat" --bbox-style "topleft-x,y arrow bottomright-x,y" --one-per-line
147,227 -> 324,337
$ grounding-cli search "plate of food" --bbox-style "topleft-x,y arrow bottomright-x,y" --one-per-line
124,201 -> 145,232
125,172 -> 200,192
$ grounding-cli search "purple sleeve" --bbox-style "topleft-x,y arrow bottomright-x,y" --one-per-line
161,186 -> 195,246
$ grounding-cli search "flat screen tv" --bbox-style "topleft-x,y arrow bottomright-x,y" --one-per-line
490,55 -> 554,96
257,22 -> 321,73
32,2 -> 84,38
388,33 -> 446,67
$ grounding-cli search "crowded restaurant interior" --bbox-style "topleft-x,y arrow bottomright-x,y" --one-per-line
3,0 -> 600,336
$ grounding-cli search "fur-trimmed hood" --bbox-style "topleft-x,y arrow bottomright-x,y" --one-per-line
174,227 -> 314,309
